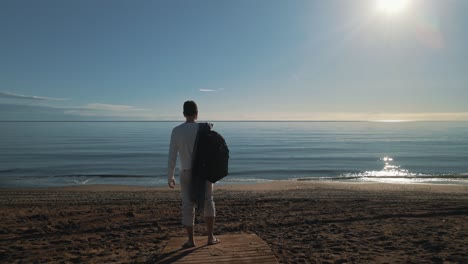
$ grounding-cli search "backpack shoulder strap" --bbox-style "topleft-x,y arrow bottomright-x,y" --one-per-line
191,122 -> 214,172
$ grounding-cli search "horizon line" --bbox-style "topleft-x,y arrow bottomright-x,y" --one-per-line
1,120 -> 467,123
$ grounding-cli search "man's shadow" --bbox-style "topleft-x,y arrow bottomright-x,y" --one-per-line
148,245 -> 207,264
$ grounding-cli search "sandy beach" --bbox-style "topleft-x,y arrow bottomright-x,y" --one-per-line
1,181 -> 467,263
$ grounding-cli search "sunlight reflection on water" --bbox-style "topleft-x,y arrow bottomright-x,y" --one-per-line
342,156 -> 428,184
343,156 -> 418,178
361,156 -> 417,177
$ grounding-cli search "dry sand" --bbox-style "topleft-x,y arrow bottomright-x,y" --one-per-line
0,181 -> 467,263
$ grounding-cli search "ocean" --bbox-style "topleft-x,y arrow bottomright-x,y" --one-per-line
1,121 -> 467,188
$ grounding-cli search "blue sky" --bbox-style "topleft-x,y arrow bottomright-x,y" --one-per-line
1,0 -> 467,121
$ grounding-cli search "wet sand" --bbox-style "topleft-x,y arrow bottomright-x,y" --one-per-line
0,181 -> 467,263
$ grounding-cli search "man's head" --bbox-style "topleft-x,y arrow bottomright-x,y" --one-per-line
183,100 -> 198,119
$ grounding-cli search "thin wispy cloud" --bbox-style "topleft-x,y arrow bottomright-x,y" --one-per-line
0,91 -> 68,101
199,88 -> 224,93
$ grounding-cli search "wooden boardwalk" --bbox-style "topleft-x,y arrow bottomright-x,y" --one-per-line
156,233 -> 278,263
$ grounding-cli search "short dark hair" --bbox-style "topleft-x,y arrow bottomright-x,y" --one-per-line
183,101 -> 198,116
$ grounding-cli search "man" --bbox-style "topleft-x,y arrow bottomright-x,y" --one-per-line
167,100 -> 220,248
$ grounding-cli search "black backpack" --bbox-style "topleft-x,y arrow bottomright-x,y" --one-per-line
192,123 -> 229,183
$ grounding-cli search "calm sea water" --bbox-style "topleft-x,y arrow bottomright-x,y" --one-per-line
1,121 -> 468,188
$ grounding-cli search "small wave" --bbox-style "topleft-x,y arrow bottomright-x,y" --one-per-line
341,173 -> 468,180
230,169 -> 347,177
342,171 -> 421,178
71,178 -> 95,185
58,174 -> 154,178
356,176 -> 468,185
293,176 -> 361,182
0,169 -> 17,173
221,178 -> 274,183
294,174 -> 468,183
16,174 -> 159,179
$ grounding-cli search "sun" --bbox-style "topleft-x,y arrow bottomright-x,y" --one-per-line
376,0 -> 410,15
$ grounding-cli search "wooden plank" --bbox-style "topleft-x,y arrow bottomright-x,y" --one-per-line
175,256 -> 279,264
156,233 -> 278,264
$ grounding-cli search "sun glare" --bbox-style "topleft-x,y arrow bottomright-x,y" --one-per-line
376,0 -> 410,15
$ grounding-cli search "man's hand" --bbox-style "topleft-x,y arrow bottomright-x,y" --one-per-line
168,178 -> 176,189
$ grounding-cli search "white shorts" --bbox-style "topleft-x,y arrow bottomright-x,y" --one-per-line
180,169 -> 215,226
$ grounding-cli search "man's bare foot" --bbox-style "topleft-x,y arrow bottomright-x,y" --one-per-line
208,237 -> 221,245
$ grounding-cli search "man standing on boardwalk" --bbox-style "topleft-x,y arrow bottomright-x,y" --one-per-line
167,100 -> 220,248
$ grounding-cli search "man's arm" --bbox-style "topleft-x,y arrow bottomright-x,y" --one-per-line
167,129 -> 177,188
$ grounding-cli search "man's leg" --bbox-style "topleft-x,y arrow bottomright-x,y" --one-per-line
181,170 -> 196,247
205,216 -> 216,243
204,181 -> 219,244
185,225 -> 195,246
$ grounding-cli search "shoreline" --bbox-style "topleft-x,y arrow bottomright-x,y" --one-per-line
1,180 -> 467,193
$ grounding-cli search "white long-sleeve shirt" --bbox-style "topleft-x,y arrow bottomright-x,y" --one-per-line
167,122 -> 199,181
